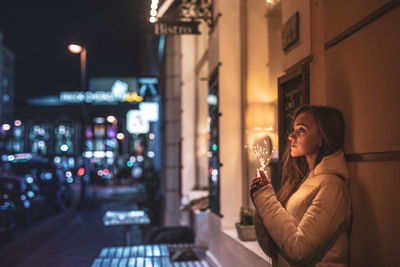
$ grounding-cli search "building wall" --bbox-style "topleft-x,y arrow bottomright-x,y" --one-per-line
322,1 -> 400,265
216,0 -> 244,230
194,21 -> 210,189
207,0 -> 275,266
207,0 -> 400,265
207,212 -> 272,267
309,0 -> 326,103
0,32 -> 16,124
245,0 -> 284,206
162,35 -> 182,226
162,0 -> 399,265
181,20 -> 211,196
285,0 -> 400,264
181,35 -> 197,196
281,0 -> 311,71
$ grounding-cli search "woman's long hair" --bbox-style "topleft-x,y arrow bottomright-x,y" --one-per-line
277,105 -> 345,205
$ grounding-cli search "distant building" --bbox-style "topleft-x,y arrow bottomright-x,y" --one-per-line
0,31 -> 15,124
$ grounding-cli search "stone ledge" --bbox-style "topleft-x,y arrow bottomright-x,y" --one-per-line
222,228 -> 272,265
205,227 -> 272,267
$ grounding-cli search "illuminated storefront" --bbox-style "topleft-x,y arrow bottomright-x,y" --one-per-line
12,77 -> 161,184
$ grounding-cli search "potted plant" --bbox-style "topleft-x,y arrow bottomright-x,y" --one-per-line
235,206 -> 256,241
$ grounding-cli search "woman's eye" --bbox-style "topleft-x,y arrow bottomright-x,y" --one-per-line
298,128 -> 305,133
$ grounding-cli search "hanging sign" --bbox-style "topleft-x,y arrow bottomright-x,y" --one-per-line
154,21 -> 201,35
126,110 -> 150,134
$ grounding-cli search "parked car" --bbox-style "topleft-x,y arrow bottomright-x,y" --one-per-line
0,193 -> 16,242
8,154 -> 67,214
0,175 -> 32,228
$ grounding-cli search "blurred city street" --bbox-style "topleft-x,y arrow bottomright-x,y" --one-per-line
0,1 -> 399,266
0,185 -> 146,267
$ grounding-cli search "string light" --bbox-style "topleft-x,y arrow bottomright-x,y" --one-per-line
149,0 -> 159,23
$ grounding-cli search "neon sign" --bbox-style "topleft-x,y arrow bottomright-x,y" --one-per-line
27,77 -> 159,106
60,79 -> 145,104
60,91 -> 143,104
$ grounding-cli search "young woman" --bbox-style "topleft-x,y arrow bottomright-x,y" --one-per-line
251,105 -> 352,266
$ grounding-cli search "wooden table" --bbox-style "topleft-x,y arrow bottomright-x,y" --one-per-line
103,210 -> 150,246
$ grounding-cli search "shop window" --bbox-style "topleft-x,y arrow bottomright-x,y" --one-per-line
208,67 -> 221,215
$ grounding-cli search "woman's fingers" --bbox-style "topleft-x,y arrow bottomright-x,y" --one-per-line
251,177 -> 261,184
251,180 -> 262,189
259,170 -> 267,180
252,184 -> 260,190
250,178 -> 267,194
259,170 -> 271,183
250,169 -> 272,198
251,176 -> 269,187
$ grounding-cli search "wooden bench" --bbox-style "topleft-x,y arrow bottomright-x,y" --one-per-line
99,244 -> 169,258
91,257 -> 171,267
91,244 -> 210,267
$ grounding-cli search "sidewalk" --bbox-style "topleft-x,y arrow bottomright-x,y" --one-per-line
0,192 -> 145,267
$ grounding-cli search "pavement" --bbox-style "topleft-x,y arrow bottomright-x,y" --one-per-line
0,184 -> 150,267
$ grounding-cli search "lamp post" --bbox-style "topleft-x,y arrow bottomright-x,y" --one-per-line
68,43 -> 90,208
68,44 -> 87,90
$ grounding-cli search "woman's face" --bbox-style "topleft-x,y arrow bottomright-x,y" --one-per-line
288,112 -> 322,159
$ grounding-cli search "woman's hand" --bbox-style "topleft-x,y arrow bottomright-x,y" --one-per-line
250,169 -> 271,200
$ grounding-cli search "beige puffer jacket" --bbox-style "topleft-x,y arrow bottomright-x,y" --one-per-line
253,150 -> 352,266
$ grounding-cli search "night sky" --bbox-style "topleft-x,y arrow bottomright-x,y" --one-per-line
0,0 -> 151,106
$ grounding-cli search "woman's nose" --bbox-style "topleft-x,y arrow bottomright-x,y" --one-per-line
288,131 -> 295,141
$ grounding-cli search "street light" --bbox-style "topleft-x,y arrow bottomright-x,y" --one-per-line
68,43 -> 90,208
68,43 -> 87,90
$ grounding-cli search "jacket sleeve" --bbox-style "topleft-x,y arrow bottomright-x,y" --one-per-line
253,181 -> 347,264
254,212 -> 276,258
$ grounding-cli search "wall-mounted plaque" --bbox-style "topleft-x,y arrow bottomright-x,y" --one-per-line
282,12 -> 299,52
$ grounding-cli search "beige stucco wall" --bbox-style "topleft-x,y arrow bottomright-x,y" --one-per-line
207,0 -> 277,266
324,0 -> 392,42
181,21 -> 211,197
348,161 -> 400,265
247,1 -> 273,104
245,0 -> 283,206
163,36 -> 183,226
324,7 -> 400,153
281,0 -> 311,71
207,212 -> 272,267
323,3 -> 400,265
194,21 -> 210,189
216,0 -> 244,229
309,0 -> 326,104
186,0 -> 399,265
181,35 -> 197,196
278,0 -> 400,264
